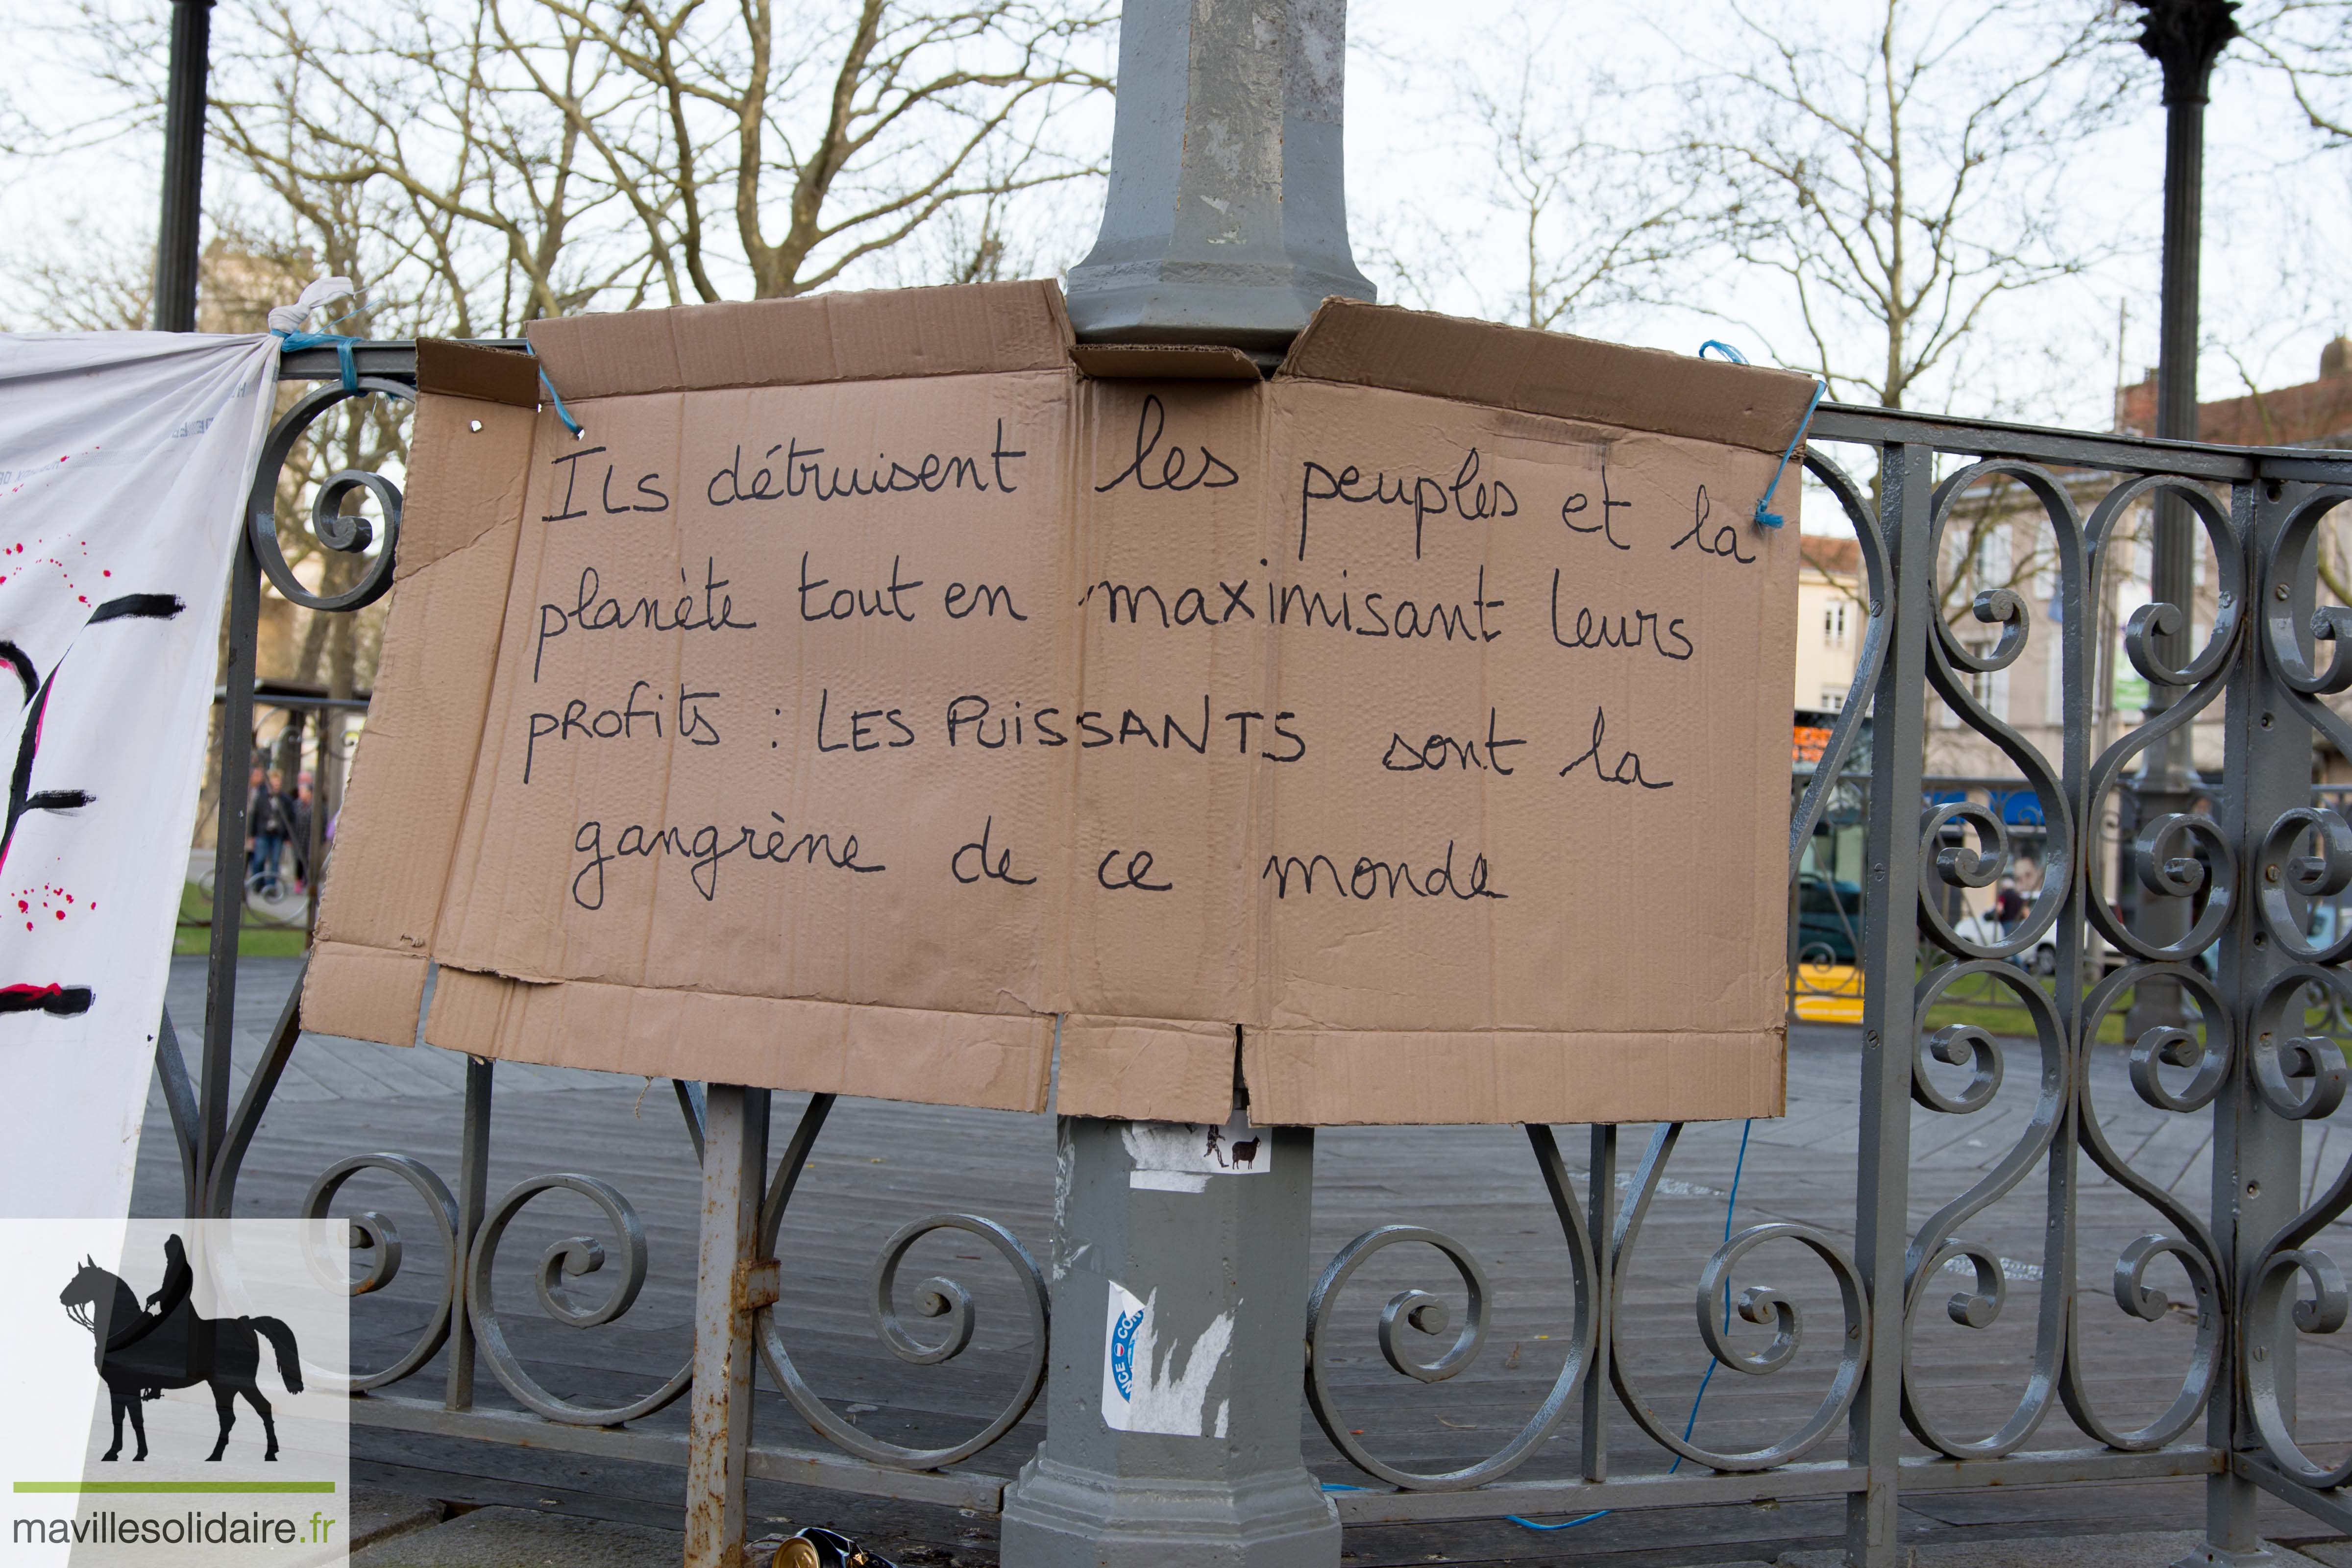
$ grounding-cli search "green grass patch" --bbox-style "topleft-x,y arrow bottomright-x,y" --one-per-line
173,882 -> 311,957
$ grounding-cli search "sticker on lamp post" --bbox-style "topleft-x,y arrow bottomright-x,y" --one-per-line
1098,1280 -> 1234,1438
1120,1112 -> 1268,1194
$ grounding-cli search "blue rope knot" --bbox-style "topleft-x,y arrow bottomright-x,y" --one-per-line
272,329 -> 359,392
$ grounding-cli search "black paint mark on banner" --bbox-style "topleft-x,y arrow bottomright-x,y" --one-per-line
0,983 -> 94,1016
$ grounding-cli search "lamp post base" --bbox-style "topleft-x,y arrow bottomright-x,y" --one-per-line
1001,1455 -> 1339,1568
997,1117 -> 1340,1568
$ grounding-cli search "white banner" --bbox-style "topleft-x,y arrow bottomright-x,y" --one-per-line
0,330 -> 285,1220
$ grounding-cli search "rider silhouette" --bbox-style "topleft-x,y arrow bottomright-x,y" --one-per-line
136,1235 -> 194,1400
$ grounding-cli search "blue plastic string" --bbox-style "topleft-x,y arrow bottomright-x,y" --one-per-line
523,342 -> 586,438
272,330 -> 359,391
1506,1508 -> 1612,1532
1665,1116 -> 1753,1476
1695,339 -> 1822,529
1752,382 -> 1824,530
538,369 -> 584,438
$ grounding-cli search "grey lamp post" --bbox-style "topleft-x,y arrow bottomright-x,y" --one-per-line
2123,0 -> 2236,1042
1000,2 -> 1372,1563
153,0 -> 214,332
1061,0 -> 1375,361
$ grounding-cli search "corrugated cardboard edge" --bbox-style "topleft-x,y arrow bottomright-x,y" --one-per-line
524,279 -> 1076,401
301,941 -> 427,1045
425,969 -> 1054,1113
1056,1016 -> 1236,1123
1242,1029 -> 1787,1126
416,339 -> 539,407
1070,344 -> 1263,381
1277,297 -> 1816,456
302,389 -> 539,1048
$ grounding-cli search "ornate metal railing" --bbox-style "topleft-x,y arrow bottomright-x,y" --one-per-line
154,343 -> 2352,1566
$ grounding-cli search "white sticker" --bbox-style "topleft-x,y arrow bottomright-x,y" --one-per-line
1099,1280 -> 1234,1437
1121,1113 -> 1269,1192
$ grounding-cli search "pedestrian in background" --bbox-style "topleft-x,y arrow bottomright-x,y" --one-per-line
249,766 -> 291,897
290,773 -> 316,892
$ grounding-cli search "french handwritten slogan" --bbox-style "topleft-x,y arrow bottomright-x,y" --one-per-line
325,298 -> 1802,1124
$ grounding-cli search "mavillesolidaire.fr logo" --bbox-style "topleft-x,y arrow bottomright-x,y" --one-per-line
0,1220 -> 350,1566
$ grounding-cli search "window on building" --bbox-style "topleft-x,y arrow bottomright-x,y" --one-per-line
1964,638 -> 2010,720
1824,602 -> 1849,645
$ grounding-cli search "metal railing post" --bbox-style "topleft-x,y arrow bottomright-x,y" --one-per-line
684,1084 -> 773,1568
1844,442 -> 1934,1567
201,528 -> 262,1194
2193,480 -> 2309,1567
445,1054 -> 493,1412
1581,1125 -> 1617,1482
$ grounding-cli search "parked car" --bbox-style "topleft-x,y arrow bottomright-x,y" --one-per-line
1950,908 -> 2058,976
1796,872 -> 1864,965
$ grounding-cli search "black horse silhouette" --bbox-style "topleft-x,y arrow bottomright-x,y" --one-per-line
58,1237 -> 303,1462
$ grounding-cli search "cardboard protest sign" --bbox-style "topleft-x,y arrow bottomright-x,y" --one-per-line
308,283 -> 1811,1125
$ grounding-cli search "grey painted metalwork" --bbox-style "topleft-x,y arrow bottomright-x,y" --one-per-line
2129,0 -> 2240,1060
1000,1119 -> 1337,1567
1061,0 -> 1374,355
151,0 -> 212,332
155,273 -> 2352,1568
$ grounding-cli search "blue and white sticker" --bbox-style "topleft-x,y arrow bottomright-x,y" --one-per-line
1098,1279 -> 1234,1438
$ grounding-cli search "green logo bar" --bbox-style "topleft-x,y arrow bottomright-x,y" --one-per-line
13,1482 -> 337,1494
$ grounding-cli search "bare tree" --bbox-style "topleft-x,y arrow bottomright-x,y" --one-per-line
1676,0 -> 2109,412
178,0 -> 1111,331
2235,0 -> 2352,146
1356,13 -> 1702,332
3,222 -> 153,332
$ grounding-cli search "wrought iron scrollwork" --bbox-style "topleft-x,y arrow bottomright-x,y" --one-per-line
754,1094 -> 1050,1470
466,1173 -> 688,1425
1916,462 -> 2079,970
1607,1123 -> 1870,1472
1899,958 -> 2070,1459
1305,1126 -> 1596,1490
2061,964 -> 2228,1450
1789,449 -> 1890,861
300,1153 -> 460,1392
247,377 -> 414,613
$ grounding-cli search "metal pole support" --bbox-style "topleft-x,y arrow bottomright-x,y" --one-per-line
685,1084 -> 773,1568
153,0 -> 213,332
999,1116 -> 1340,1567
2128,0 -> 2236,1041
1062,0 -> 1374,358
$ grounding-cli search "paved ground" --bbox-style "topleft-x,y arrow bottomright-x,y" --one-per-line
147,957 -> 2352,1566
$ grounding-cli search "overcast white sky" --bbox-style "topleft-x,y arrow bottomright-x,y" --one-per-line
5,0 -> 2347,440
